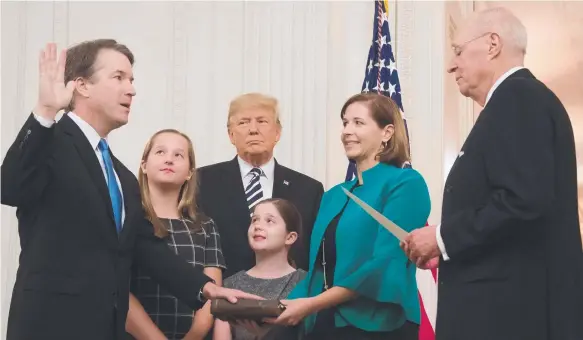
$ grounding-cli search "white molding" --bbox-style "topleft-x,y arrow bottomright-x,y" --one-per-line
1,4 -> 28,337
388,0 -> 397,53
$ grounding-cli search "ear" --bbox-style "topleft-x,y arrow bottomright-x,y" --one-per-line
488,32 -> 503,59
227,126 -> 237,146
275,124 -> 282,143
382,124 -> 395,143
285,231 -> 298,246
140,160 -> 147,174
186,168 -> 194,181
74,77 -> 91,99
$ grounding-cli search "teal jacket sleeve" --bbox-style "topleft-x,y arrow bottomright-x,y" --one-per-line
334,170 -> 431,303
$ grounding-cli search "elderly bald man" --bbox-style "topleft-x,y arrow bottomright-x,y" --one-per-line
402,7 -> 583,340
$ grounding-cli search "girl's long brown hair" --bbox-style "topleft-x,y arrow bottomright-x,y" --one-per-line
138,129 -> 199,237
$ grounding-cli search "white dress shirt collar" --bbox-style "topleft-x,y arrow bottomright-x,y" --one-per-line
485,66 -> 524,106
237,155 -> 275,179
67,111 -> 105,151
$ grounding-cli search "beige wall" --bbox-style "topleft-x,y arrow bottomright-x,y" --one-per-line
475,1 -> 583,240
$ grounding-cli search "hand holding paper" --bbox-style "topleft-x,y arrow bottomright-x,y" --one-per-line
402,225 -> 441,266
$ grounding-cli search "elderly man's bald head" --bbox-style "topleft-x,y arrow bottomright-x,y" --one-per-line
465,7 -> 527,55
447,7 -> 528,106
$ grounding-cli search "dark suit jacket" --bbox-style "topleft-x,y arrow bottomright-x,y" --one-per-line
197,157 -> 324,277
437,69 -> 583,340
1,114 -> 212,340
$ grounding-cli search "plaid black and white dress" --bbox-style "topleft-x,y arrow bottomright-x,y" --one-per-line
131,217 -> 226,339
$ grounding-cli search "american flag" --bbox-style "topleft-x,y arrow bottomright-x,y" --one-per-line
345,0 -> 409,181
344,1 -> 438,339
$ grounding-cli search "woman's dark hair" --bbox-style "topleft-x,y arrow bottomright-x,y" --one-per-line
252,198 -> 303,267
340,93 -> 411,167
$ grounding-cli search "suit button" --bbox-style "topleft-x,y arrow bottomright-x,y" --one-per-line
19,130 -> 32,149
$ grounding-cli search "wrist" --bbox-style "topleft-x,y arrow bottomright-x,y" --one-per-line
33,104 -> 59,120
305,296 -> 322,314
201,280 -> 216,300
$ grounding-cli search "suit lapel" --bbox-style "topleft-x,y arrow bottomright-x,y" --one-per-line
61,115 -> 118,239
272,160 -> 292,200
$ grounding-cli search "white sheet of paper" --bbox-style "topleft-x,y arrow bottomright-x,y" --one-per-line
341,187 -> 409,241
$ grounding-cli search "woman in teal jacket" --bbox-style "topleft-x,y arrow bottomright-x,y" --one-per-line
265,93 -> 431,340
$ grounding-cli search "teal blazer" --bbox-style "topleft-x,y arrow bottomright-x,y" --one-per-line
289,162 -> 431,333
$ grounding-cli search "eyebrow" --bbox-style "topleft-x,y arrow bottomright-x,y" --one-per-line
239,116 -> 269,121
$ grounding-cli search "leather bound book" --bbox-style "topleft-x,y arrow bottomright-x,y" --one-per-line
210,299 -> 286,321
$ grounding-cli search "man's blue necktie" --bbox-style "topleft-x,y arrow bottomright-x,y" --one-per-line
98,139 -> 123,233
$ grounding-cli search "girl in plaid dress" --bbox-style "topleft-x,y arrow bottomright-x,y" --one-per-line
126,129 -> 226,340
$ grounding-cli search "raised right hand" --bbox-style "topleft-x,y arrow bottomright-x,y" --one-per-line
35,43 -> 75,120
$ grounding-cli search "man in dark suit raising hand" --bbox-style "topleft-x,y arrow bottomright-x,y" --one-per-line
1,40 -> 258,340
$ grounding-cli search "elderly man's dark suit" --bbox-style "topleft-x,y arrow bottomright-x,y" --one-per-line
436,68 -> 583,340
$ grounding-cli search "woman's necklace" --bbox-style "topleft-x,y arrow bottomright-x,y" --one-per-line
322,237 -> 329,290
